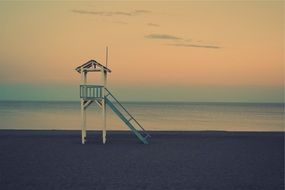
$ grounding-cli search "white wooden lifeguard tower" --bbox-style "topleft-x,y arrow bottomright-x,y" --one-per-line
75,59 -> 150,144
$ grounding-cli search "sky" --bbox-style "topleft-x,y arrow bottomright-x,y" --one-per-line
0,1 -> 284,102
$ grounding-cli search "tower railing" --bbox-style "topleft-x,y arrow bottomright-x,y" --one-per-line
80,85 -> 103,99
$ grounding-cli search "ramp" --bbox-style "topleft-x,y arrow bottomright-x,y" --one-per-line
104,88 -> 150,144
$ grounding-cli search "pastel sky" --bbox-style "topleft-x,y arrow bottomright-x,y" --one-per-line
0,1 -> 284,102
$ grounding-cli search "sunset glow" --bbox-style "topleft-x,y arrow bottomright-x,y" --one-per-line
0,1 -> 283,102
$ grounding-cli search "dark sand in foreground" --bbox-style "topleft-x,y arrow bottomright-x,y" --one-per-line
0,130 -> 284,190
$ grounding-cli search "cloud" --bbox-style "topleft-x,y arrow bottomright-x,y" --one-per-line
71,9 -> 151,16
145,34 -> 181,40
135,10 -> 151,14
145,33 -> 221,49
147,23 -> 160,27
72,10 -> 105,15
167,43 -> 221,49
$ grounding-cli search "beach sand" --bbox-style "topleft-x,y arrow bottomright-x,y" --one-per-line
0,130 -> 284,190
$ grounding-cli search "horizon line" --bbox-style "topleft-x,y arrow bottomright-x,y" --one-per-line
0,100 -> 283,104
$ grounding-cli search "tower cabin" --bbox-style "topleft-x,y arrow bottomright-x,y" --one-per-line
75,60 -> 150,144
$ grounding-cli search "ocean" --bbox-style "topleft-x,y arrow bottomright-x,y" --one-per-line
0,101 -> 283,131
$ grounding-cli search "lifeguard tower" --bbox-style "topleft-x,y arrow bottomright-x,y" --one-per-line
75,59 -> 150,144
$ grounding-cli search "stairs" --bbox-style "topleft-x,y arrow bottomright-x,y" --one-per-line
102,88 -> 150,144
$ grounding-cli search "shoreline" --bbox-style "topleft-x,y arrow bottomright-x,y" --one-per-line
0,129 -> 284,133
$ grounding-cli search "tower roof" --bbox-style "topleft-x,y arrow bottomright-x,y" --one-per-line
75,60 -> 111,73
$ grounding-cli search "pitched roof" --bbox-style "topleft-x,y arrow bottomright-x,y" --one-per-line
75,60 -> 111,73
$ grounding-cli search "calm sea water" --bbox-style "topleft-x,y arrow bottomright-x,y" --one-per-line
0,101 -> 283,131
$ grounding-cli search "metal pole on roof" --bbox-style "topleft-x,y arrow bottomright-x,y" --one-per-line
105,46 -> 108,68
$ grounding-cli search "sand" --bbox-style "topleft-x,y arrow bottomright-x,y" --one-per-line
0,130 -> 284,190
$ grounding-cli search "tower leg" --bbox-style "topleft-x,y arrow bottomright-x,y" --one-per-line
80,69 -> 87,144
81,99 -> 86,144
101,69 -> 107,144
102,99 -> 106,144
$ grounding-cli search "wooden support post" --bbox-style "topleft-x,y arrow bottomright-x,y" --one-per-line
81,99 -> 86,144
102,70 -> 107,144
81,68 -> 87,144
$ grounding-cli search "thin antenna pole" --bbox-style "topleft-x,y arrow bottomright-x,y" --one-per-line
105,46 -> 108,68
